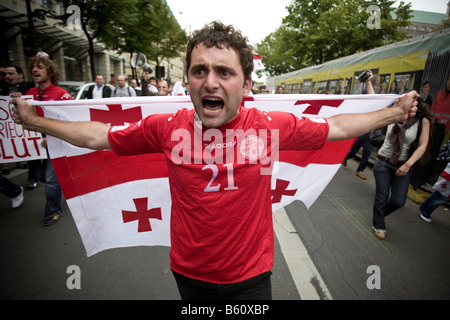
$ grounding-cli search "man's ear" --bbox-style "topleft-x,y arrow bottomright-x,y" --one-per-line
243,78 -> 252,96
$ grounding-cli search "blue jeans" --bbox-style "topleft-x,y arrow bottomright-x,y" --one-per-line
44,157 -> 63,221
419,190 -> 448,219
345,133 -> 372,172
372,158 -> 412,230
0,176 -> 21,198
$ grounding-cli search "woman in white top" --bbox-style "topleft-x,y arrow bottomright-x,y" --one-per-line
372,97 -> 432,240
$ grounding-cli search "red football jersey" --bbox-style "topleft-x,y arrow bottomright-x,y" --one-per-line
108,107 -> 329,284
27,84 -> 72,101
27,84 -> 71,117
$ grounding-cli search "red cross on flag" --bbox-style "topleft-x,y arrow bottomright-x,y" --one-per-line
433,163 -> 450,198
30,94 -> 399,256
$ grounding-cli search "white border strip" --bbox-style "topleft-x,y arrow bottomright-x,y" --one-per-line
273,208 -> 333,300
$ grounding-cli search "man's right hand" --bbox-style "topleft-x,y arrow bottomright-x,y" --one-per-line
9,92 -> 22,98
11,97 -> 38,130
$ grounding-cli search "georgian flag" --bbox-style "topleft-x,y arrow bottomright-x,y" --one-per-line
171,81 -> 186,96
31,94 -> 398,256
432,162 -> 450,198
253,52 -> 264,71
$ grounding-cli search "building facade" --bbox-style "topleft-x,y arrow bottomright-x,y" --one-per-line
399,9 -> 447,38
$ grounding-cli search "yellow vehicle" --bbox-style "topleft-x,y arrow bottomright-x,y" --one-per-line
267,28 -> 450,98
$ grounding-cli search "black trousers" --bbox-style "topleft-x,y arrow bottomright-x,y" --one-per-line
172,270 -> 272,300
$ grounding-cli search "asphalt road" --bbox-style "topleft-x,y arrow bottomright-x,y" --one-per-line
285,158 -> 450,299
1,158 -> 449,301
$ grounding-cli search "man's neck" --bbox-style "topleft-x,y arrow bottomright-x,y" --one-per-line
38,81 -> 52,90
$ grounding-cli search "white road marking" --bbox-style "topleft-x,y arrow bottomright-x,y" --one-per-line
273,207 -> 333,300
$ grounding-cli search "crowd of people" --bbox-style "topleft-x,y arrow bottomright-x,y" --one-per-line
85,71 -> 189,98
0,20 -> 449,300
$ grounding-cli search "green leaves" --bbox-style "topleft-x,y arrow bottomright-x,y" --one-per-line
255,0 -> 412,77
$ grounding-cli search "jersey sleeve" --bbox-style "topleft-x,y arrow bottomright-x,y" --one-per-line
108,113 -> 170,156
266,111 -> 329,150
60,90 -> 72,100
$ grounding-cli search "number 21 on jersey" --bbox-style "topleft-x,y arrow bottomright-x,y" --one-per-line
202,163 -> 238,192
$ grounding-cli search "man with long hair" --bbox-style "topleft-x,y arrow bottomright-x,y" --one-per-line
11,52 -> 71,226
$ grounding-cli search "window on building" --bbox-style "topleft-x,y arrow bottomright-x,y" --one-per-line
40,0 -> 52,10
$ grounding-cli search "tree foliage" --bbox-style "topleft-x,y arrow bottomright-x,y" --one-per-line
255,0 -> 413,77
98,0 -> 187,68
35,0 -> 186,80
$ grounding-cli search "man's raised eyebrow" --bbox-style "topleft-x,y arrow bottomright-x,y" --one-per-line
189,63 -> 208,72
213,65 -> 237,75
190,63 -> 236,75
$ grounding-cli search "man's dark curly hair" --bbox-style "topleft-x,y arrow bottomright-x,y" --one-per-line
28,56 -> 60,85
185,21 -> 254,85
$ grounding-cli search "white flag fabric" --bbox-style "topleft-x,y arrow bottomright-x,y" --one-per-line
31,94 -> 399,256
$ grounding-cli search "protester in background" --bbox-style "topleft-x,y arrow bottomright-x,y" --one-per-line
130,79 -> 142,96
157,79 -> 171,96
353,80 -> 363,94
420,81 -> 433,109
0,65 -> 10,95
276,85 -> 285,94
182,81 -> 188,95
5,65 -> 35,94
5,65 -> 40,189
431,73 -> 450,134
372,94 -> 432,240
419,163 -> 450,222
419,141 -> 450,223
389,80 -> 398,94
1,66 -> 13,175
398,77 -> 407,94
373,76 -> 381,94
141,72 -> 158,96
335,79 -> 343,94
380,80 -> 387,94
10,51 -> 72,226
0,176 -> 24,209
112,75 -> 136,97
87,75 -> 112,99
343,70 -> 375,180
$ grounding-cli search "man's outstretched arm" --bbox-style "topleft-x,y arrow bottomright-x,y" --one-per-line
326,90 -> 419,141
12,97 -> 111,150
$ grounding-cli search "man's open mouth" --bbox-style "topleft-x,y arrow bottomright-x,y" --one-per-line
202,97 -> 224,114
